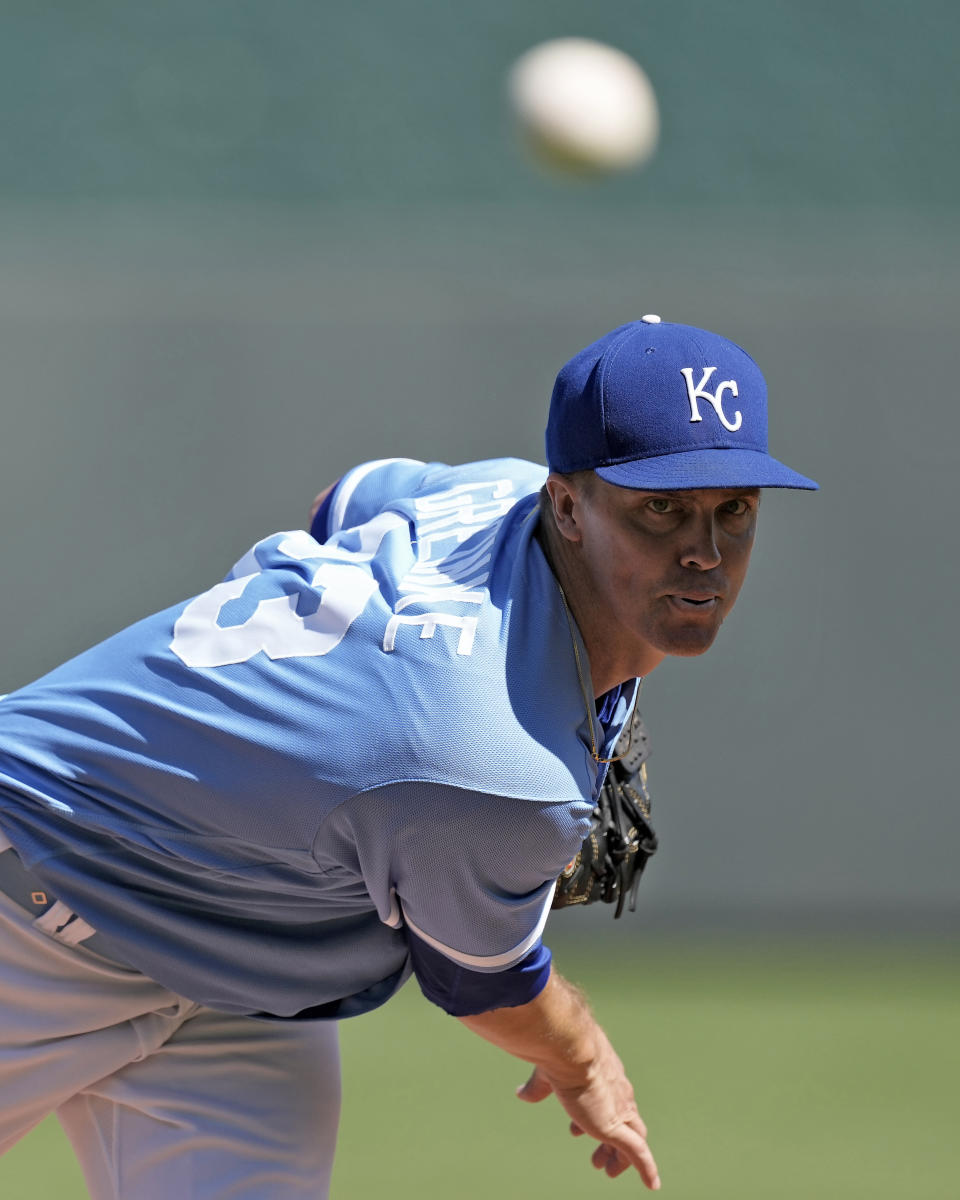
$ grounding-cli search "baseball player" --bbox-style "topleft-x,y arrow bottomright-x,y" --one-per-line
0,317 -> 816,1198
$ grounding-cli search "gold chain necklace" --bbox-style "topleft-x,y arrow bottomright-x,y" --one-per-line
556,582 -> 637,765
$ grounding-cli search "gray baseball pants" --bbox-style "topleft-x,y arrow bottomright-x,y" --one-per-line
0,844 -> 341,1199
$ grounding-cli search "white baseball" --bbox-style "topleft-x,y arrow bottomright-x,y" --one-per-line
508,38 -> 659,173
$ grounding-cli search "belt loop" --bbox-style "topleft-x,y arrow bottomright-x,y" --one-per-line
34,901 -> 99,947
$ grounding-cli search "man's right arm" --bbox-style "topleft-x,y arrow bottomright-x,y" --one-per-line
459,967 -> 661,1189
320,785 -> 655,1179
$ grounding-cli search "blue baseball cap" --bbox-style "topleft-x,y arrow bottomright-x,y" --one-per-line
545,316 -> 818,490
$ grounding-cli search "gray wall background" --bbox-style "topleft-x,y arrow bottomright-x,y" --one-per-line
0,1 -> 956,934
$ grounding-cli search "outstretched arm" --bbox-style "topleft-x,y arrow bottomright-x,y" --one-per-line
458,966 -> 660,1189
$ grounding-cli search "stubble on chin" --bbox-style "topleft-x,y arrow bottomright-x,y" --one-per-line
649,611 -> 726,658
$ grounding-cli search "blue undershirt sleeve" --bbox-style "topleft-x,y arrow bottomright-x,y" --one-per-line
408,931 -> 552,1016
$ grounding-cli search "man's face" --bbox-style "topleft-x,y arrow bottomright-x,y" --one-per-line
567,475 -> 760,665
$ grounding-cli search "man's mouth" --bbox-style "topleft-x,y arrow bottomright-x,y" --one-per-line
667,593 -> 720,612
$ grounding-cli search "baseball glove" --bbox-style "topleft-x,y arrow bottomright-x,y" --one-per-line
552,705 -> 659,918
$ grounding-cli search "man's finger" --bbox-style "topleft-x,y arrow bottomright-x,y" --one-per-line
613,1125 -> 660,1190
591,1143 -> 615,1172
515,1067 -> 553,1104
602,1147 -> 633,1179
585,1122 -> 659,1189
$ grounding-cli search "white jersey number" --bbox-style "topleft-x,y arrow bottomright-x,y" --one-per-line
170,523 -> 396,669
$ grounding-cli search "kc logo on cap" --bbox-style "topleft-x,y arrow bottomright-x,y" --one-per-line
680,367 -> 742,433
544,316 -> 817,491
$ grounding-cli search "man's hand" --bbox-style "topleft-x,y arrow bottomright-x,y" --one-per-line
516,1035 -> 658,1183
459,969 -> 660,1189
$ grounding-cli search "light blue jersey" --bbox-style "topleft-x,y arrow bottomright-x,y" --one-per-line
0,459 -> 636,1018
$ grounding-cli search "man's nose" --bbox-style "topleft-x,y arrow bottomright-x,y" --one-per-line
680,517 -> 722,571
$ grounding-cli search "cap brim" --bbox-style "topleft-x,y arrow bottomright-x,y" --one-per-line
595,448 -> 818,490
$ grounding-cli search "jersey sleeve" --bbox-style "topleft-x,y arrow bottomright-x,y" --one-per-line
316,782 -> 592,1012
406,932 -> 553,1016
316,459 -> 429,539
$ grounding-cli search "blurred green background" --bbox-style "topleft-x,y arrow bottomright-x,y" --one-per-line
1,0 -> 957,1195
4,938 -> 959,1198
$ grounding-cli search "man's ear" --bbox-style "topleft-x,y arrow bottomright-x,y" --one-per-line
544,474 -> 585,545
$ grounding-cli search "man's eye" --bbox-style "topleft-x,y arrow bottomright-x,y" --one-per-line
647,497 -> 675,514
722,499 -> 750,516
